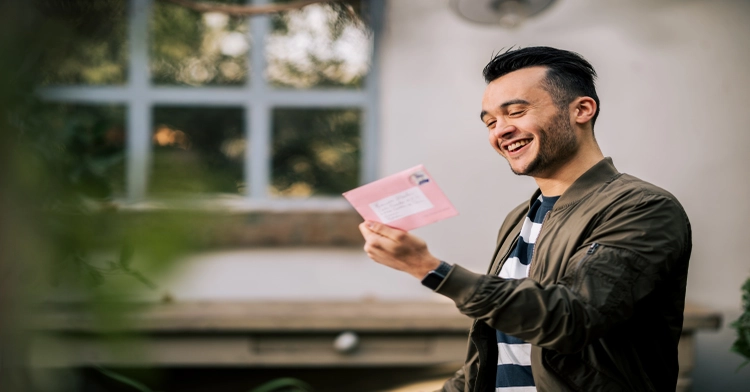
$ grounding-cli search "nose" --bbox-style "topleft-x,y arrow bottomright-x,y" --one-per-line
492,124 -> 518,141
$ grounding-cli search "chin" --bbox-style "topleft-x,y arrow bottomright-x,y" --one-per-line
509,154 -> 545,176
508,161 -> 532,176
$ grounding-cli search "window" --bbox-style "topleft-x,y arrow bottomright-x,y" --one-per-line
40,0 -> 382,204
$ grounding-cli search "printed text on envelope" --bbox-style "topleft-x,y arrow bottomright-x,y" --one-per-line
369,187 -> 434,224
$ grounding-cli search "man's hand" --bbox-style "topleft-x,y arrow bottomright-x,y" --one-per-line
358,220 -> 441,279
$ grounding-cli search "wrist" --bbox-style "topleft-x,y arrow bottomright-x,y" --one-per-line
420,260 -> 453,291
412,257 -> 441,279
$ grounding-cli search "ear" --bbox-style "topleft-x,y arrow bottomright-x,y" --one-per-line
572,97 -> 597,125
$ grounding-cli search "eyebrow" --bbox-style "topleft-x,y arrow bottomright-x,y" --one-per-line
480,99 -> 530,121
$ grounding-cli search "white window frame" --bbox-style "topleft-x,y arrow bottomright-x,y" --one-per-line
39,0 -> 382,205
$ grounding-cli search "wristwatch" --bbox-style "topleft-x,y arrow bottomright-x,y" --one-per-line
421,261 -> 452,290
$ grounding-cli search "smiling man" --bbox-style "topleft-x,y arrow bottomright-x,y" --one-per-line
358,47 -> 691,392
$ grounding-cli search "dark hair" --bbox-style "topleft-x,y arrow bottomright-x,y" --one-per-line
483,46 -> 600,127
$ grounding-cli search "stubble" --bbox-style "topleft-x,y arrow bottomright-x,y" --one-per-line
510,108 -> 579,178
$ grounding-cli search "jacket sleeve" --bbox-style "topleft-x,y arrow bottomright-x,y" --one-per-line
436,367 -> 466,392
435,192 -> 691,354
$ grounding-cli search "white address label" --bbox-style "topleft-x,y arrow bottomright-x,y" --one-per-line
369,187 -> 434,224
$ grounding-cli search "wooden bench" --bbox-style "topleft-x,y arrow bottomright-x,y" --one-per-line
29,301 -> 721,391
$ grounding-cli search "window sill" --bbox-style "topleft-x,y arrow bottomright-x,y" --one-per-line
94,196 -> 365,247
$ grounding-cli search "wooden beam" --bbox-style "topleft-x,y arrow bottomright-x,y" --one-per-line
158,0 -> 330,16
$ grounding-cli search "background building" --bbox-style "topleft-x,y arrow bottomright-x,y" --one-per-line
28,0 -> 750,391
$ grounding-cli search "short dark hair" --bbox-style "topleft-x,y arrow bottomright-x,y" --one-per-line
483,46 -> 600,127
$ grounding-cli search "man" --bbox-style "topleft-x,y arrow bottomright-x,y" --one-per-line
358,47 -> 691,391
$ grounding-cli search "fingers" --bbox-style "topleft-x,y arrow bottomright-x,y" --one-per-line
359,222 -> 387,252
359,221 -> 400,264
358,220 -> 439,278
364,220 -> 408,242
359,221 -> 410,254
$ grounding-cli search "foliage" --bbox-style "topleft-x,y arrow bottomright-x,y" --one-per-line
0,3 -> 202,391
249,378 -> 315,392
0,0 -> 367,390
151,106 -> 245,195
36,0 -> 129,85
731,276 -> 750,369
272,108 -> 361,196
268,0 -> 372,88
97,366 -> 315,392
151,0 -> 248,85
96,366 -> 165,392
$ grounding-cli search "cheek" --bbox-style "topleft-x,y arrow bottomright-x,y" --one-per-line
514,117 -> 538,133
488,132 -> 502,151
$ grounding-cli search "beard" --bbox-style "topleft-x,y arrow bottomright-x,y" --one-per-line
510,108 -> 579,177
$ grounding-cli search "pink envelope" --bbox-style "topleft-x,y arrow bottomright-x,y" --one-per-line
342,165 -> 458,231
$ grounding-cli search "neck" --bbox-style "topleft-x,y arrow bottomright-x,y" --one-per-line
534,142 -> 604,197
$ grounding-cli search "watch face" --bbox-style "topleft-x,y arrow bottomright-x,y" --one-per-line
421,271 -> 445,290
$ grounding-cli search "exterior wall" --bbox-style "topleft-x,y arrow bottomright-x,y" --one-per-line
379,0 -> 750,390
159,0 -> 750,390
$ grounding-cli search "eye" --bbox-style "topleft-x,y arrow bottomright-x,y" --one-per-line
509,110 -> 524,117
485,121 -> 496,129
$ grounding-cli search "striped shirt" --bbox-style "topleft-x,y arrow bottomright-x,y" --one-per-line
495,194 -> 559,392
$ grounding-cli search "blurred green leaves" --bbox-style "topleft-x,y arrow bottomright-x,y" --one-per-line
37,0 -> 128,85
96,366 -> 315,392
0,2 -> 209,361
150,106 -> 246,195
732,276 -> 750,370
267,0 -> 372,88
271,108 -> 360,196
151,0 -> 249,85
38,104 -> 126,200
0,1 -> 372,390
249,378 -> 315,392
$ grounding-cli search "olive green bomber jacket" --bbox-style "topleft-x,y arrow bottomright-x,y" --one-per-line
435,158 -> 692,391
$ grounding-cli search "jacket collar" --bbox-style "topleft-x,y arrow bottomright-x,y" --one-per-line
527,157 -> 621,211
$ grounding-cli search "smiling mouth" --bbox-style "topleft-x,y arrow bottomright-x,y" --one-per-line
506,139 -> 531,153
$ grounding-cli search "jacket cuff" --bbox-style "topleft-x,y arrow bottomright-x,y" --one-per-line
434,264 -> 486,306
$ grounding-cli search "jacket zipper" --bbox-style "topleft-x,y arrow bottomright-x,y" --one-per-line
576,242 -> 600,271
587,242 -> 600,255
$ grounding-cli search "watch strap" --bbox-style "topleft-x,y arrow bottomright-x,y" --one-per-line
421,261 -> 452,290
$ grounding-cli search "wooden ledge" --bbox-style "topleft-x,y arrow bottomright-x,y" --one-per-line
31,301 -> 721,334
682,303 -> 722,330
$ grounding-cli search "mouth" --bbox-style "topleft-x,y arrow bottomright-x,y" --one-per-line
505,139 -> 532,154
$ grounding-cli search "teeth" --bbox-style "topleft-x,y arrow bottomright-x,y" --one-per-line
507,139 -> 530,151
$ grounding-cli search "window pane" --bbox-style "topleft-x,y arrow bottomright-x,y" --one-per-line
40,0 -> 128,85
267,1 -> 373,89
271,108 -> 360,197
150,0 -> 249,86
150,107 -> 245,196
43,104 -> 126,197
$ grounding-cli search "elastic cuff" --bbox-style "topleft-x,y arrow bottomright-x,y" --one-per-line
434,264 -> 486,306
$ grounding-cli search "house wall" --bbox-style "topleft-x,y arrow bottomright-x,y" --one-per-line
157,0 -> 750,390
378,0 -> 750,390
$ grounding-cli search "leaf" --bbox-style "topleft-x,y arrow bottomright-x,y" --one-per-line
95,366 -> 161,392
731,276 -> 750,369
248,378 -> 315,392
79,258 -> 105,287
127,270 -> 158,290
119,243 -> 134,270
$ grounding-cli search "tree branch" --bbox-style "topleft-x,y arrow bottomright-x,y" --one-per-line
157,0 -> 331,16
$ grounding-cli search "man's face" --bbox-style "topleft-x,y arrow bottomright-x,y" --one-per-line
481,66 -> 579,178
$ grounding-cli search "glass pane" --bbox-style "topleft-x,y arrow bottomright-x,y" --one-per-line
267,1 -> 373,89
150,107 -> 245,196
40,0 -> 128,85
271,108 -> 360,197
150,0 -> 249,86
42,104 -> 126,197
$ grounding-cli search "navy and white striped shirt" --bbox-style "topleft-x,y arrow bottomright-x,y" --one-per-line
495,194 -> 559,392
